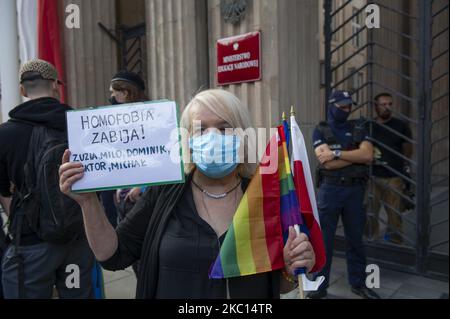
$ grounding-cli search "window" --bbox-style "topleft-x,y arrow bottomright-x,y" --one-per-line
332,68 -> 338,89
320,61 -> 325,87
320,61 -> 338,88
357,72 -> 364,103
351,7 -> 363,48
331,0 -> 338,40
347,68 -> 365,104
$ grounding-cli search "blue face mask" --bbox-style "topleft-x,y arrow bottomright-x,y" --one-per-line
330,104 -> 351,123
190,132 -> 241,179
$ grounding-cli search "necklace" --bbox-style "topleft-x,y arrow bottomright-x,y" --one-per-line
191,178 -> 242,199
199,184 -> 239,238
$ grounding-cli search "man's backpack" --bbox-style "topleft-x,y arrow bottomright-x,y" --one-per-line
12,120 -> 84,244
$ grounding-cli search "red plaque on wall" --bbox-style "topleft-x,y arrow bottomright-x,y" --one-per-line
217,31 -> 262,86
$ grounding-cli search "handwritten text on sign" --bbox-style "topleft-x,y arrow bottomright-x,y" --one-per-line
66,101 -> 184,192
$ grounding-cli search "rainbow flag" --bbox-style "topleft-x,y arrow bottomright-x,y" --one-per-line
283,118 -> 291,152
277,126 -> 309,243
209,133 -> 285,279
210,124 -> 325,289
277,126 -> 312,277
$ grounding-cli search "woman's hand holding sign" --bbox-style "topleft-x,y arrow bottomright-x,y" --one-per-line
59,150 -> 97,205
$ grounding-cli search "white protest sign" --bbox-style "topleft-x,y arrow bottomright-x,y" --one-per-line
66,101 -> 184,192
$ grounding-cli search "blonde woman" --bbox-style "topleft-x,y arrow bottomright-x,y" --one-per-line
59,89 -> 316,299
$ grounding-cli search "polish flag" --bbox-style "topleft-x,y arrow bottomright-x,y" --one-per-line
290,115 -> 326,273
17,0 -> 65,102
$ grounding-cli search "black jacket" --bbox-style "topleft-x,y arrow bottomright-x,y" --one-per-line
0,97 -> 72,243
0,97 -> 70,195
101,174 -> 281,299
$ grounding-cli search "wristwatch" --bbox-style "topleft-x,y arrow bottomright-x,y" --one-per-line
333,150 -> 342,160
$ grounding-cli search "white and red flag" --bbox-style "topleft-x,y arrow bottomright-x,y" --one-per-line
290,115 -> 326,273
18,0 -> 65,102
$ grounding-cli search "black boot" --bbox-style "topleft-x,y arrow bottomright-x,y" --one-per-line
351,287 -> 381,299
307,289 -> 328,299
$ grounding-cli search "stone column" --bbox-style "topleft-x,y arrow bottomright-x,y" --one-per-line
143,0 -> 321,158
61,0 -> 118,108
0,0 -> 21,122
145,0 -> 209,110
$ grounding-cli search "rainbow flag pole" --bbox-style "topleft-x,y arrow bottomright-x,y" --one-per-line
294,224 -> 305,299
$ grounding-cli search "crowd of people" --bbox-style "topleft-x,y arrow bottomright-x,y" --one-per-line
0,58 -> 413,299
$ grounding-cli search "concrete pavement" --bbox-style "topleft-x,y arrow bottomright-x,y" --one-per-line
102,257 -> 449,299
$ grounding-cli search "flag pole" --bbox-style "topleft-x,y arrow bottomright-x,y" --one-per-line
291,106 -> 306,300
294,225 -> 306,299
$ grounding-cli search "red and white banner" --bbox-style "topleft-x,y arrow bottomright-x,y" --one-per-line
17,0 -> 65,102
290,115 -> 326,273
17,0 -> 38,63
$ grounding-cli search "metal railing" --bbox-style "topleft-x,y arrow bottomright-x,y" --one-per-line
324,0 -> 448,280
428,0 -> 449,271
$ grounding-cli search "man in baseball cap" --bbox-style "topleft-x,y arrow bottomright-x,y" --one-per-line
327,90 -> 357,124
0,59 -> 95,299
328,90 -> 356,106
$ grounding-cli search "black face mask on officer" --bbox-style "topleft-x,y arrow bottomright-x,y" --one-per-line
329,104 -> 351,124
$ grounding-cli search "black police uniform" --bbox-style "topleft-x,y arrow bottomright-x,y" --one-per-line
312,92 -> 371,295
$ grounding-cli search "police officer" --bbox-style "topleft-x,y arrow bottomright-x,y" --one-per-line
308,91 -> 380,299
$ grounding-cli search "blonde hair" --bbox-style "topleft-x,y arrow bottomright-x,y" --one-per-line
180,89 -> 257,178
